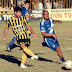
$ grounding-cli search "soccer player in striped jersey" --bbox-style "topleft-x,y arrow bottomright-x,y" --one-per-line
6,1 -> 35,52
2,6 -> 38,68
40,10 -> 65,63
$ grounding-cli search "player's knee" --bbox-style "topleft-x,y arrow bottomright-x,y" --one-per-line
56,47 -> 61,52
20,44 -> 26,49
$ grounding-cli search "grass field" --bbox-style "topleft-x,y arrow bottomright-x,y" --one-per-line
0,21 -> 72,72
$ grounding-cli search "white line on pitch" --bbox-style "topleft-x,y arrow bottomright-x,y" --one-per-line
62,48 -> 72,51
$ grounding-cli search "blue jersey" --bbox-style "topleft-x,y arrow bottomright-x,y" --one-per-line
40,18 -> 55,40
21,6 -> 28,17
40,18 -> 59,51
21,6 -> 29,31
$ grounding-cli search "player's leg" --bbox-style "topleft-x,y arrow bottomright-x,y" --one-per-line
55,39 -> 65,62
20,44 -> 34,56
20,44 -> 38,59
9,37 -> 16,48
56,47 -> 65,62
20,44 -> 38,68
42,41 -> 47,47
45,38 -> 65,62
7,37 -> 16,52
20,52 -> 27,68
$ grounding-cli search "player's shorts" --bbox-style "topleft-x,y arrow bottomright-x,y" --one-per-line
45,38 -> 59,51
17,39 -> 31,47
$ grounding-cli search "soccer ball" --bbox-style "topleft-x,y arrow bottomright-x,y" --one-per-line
63,60 -> 72,69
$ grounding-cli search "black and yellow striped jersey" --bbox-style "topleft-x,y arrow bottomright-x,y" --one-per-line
6,16 -> 30,40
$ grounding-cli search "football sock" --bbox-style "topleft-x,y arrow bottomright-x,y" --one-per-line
21,53 -> 27,65
60,57 -> 65,62
23,47 -> 34,56
9,37 -> 16,48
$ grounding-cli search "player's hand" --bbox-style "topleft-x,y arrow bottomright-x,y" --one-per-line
2,37 -> 5,41
32,15 -> 35,18
59,20 -> 62,23
33,34 -> 36,39
52,34 -> 57,40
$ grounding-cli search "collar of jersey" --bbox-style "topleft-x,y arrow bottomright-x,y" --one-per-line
23,6 -> 28,10
12,16 -> 20,19
43,18 -> 50,22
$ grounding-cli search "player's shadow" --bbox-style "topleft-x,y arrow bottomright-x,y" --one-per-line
10,44 -> 20,49
0,54 -> 33,67
26,53 -> 61,64
38,57 -> 61,64
35,53 -> 61,64
0,54 -> 21,66
6,44 -> 20,51
61,67 -> 71,70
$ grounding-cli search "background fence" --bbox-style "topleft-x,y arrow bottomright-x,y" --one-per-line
0,0 -> 72,10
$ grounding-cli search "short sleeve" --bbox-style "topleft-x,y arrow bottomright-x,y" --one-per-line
6,20 -> 11,28
40,21 -> 45,32
25,9 -> 28,15
50,18 -> 54,23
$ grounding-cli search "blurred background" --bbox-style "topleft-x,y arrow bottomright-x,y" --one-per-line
0,0 -> 72,21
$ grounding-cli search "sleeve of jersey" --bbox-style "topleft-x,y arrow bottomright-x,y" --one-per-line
40,21 -> 45,32
25,10 -> 28,15
6,20 -> 11,28
24,17 -> 29,26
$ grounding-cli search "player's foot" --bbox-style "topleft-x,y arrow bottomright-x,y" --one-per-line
6,46 -> 11,52
20,64 -> 27,68
42,42 -> 47,47
31,55 -> 39,60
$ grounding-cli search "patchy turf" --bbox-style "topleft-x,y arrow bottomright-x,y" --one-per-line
0,21 -> 72,72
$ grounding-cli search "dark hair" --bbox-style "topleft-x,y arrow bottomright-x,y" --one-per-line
24,1 -> 30,4
14,6 -> 22,12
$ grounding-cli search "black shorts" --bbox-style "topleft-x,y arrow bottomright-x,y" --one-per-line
17,39 -> 31,47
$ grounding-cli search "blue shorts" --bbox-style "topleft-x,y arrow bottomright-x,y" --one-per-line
45,38 -> 59,51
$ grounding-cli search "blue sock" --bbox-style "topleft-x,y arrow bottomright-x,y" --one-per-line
9,37 -> 16,48
60,57 -> 65,62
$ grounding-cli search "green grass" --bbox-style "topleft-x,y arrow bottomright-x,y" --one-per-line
0,21 -> 72,72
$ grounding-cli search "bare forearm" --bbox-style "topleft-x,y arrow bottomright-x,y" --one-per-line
54,20 -> 62,23
3,28 -> 9,38
26,16 -> 34,18
41,32 -> 57,40
42,32 -> 53,37
27,26 -> 35,34
25,14 -> 35,19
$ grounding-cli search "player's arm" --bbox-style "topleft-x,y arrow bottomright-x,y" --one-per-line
40,21 -> 57,40
27,25 -> 36,39
2,28 -> 9,41
41,32 -> 57,40
2,20 -> 10,41
54,20 -> 62,23
24,17 -> 36,38
25,14 -> 35,19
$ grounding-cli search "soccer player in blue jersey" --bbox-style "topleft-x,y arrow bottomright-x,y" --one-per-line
6,1 -> 35,52
40,10 -> 65,63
